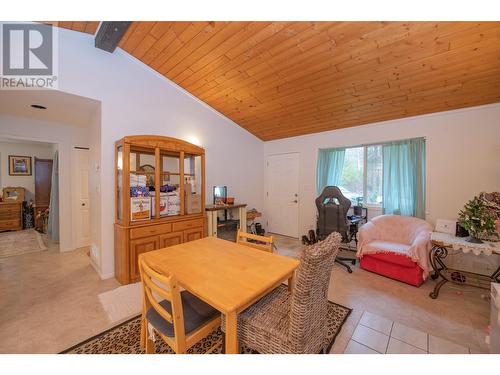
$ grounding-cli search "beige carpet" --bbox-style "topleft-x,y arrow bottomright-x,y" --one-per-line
0,229 -> 47,259
98,282 -> 143,323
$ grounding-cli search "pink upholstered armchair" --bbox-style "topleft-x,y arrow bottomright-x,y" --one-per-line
357,215 -> 432,287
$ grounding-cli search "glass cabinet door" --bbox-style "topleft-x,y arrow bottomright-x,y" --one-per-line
157,151 -> 181,217
129,147 -> 155,221
116,145 -> 123,222
184,154 -> 203,214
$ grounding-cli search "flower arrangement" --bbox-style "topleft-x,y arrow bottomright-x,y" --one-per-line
458,194 -> 496,243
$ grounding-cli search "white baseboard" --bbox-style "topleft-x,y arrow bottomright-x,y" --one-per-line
89,257 -> 114,280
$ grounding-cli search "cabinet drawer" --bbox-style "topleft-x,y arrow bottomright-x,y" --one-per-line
0,219 -> 21,229
0,211 -> 20,220
172,218 -> 204,232
130,223 -> 172,239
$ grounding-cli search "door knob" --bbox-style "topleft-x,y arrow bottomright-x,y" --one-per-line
292,200 -> 298,203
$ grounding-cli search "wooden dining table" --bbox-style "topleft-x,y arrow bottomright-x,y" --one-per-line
139,236 -> 300,354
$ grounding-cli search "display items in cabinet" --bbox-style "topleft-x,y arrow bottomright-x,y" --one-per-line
185,179 -> 201,214
151,191 -> 180,216
138,164 -> 155,186
130,197 -> 151,221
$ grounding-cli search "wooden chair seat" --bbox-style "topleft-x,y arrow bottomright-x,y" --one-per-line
146,290 -> 219,337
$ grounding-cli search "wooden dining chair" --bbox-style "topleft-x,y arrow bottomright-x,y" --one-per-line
139,256 -> 221,354
236,230 -> 274,253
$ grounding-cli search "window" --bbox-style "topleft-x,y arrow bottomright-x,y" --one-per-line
339,147 -> 364,205
366,145 -> 382,205
339,145 -> 383,206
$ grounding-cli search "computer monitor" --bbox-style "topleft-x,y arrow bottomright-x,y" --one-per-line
213,186 -> 227,204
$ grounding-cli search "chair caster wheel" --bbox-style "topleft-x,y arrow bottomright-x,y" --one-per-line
429,292 -> 437,299
351,260 -> 356,265
347,268 -> 353,274
431,273 -> 439,280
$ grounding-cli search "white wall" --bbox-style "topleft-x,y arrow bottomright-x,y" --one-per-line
47,26 -> 264,278
264,104 -> 500,237
0,141 -> 54,202
0,114 -> 91,251
88,106 -> 102,270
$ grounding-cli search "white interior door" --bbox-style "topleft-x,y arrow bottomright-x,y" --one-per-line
74,148 -> 90,248
266,153 -> 299,238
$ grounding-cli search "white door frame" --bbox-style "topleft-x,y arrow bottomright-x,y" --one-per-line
265,152 -> 300,238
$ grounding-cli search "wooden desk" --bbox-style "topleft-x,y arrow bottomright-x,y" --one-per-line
206,203 -> 247,237
140,236 -> 300,354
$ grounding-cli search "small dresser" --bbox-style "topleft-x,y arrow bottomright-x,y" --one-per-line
0,201 -> 23,231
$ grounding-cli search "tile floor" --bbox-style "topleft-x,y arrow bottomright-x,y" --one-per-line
273,234 -> 492,354
345,311 -> 471,354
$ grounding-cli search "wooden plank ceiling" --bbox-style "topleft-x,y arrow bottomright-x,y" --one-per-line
58,22 -> 500,140
45,21 -> 100,35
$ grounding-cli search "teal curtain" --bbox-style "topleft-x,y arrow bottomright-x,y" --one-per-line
316,148 -> 346,195
382,138 -> 426,218
48,150 -> 59,242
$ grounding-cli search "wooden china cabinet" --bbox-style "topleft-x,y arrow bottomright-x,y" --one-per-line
114,135 -> 206,284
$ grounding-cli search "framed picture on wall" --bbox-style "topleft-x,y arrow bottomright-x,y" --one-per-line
9,155 -> 32,176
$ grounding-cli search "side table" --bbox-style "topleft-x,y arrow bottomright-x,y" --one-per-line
429,232 -> 500,299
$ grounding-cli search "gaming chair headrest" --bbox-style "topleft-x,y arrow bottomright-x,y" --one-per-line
315,186 -> 351,212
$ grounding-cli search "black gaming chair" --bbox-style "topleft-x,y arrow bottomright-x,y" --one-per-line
315,186 -> 356,273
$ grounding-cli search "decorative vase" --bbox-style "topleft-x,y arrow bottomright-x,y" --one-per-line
23,212 -> 34,229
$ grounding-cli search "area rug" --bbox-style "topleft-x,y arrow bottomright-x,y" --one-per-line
0,229 -> 47,259
61,290 -> 352,354
98,282 -> 142,323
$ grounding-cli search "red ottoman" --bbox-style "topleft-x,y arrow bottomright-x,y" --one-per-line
360,252 -> 424,287
357,215 -> 432,287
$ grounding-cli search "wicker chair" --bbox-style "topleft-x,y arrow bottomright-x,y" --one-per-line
222,232 -> 341,354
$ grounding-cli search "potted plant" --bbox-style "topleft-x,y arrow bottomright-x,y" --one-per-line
458,195 -> 496,243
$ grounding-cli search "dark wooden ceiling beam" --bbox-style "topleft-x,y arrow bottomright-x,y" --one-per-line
95,22 -> 132,53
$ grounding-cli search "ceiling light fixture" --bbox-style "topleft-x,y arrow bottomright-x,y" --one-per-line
30,104 -> 47,109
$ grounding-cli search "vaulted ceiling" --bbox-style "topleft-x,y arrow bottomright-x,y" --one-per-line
50,21 -> 500,140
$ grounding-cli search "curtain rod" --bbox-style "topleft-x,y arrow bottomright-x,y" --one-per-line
319,136 -> 426,151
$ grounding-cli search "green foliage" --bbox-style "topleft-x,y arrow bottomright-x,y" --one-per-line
341,159 -> 362,193
458,195 -> 496,237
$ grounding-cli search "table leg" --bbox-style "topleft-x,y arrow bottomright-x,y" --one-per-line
428,244 -> 450,299
207,211 -> 217,237
225,311 -> 239,354
429,278 -> 448,299
239,207 -> 247,233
